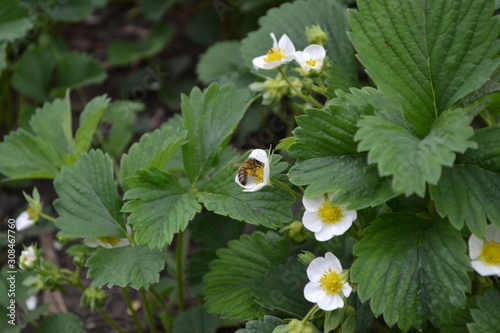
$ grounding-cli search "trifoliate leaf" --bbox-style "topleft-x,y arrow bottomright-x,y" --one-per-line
241,0 -> 358,88
348,0 -> 500,136
253,257 -> 310,318
468,289 -> 500,333
181,83 -> 252,185
172,306 -> 219,333
235,316 -> 284,333
197,157 -> 295,229
34,313 -> 85,333
203,232 -> 289,319
86,244 -> 165,289
107,23 -> 173,66
289,156 -> 396,210
197,41 -> 243,84
351,213 -> 471,331
122,168 -> 201,248
56,52 -> 106,89
0,0 -> 33,42
54,150 -> 127,238
356,109 -> 477,197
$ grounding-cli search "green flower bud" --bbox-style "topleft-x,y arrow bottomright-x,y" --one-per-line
81,288 -> 107,311
306,25 -> 328,46
288,319 -> 319,333
283,221 -> 309,243
298,251 -> 316,266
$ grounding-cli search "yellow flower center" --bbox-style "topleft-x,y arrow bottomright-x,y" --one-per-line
306,58 -> 317,66
320,269 -> 342,295
481,240 -> 500,265
251,167 -> 264,183
27,206 -> 35,217
318,202 -> 343,225
21,255 -> 29,264
97,236 -> 121,247
264,48 -> 285,62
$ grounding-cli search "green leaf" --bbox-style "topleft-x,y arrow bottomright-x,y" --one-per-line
253,257 -> 311,318
34,313 -> 86,333
86,244 -> 165,289
348,0 -> 500,135
203,232 -> 289,319
458,126 -> 500,174
40,0 -> 93,22
138,0 -> 177,21
181,83 -> 252,184
122,168 -> 201,248
241,0 -> 358,88
12,47 -> 56,103
0,0 -> 33,42
56,52 -> 106,89
54,150 -> 126,238
172,306 -> 219,333
289,156 -> 396,210
356,109 -> 477,196
197,157 -> 295,229
468,289 -> 500,333
107,23 -> 173,66
196,41 -> 243,84
235,316 -> 284,333
190,213 -> 246,250
351,213 -> 471,331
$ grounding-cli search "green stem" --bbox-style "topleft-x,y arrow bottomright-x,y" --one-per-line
39,212 -> 56,222
278,67 -> 323,108
150,287 -> 173,317
301,304 -> 318,323
271,177 -> 302,199
316,77 -> 327,94
140,289 -> 158,333
122,288 -> 144,333
100,309 -> 126,333
175,231 -> 186,312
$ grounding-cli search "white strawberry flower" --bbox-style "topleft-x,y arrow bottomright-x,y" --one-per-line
469,224 -> 500,277
294,44 -> 326,76
84,225 -> 132,249
252,33 -> 296,70
235,149 -> 271,192
19,245 -> 38,269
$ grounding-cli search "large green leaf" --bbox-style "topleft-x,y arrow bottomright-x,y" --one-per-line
196,41 -> 243,84
181,83 -> 252,185
54,150 -> 127,238
172,306 -> 219,333
0,0 -> 33,42
348,0 -> 500,136
86,244 -> 165,289
197,156 -> 295,229
241,0 -> 358,88
356,109 -> 477,197
468,289 -> 500,333
203,232 -> 289,319
56,52 -> 106,89
122,168 -> 201,248
351,213 -> 471,331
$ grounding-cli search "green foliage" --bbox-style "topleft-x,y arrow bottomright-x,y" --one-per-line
235,316 -> 284,333
181,83 -> 253,185
107,23 -> 173,66
122,168 -> 201,248
56,52 -> 107,89
356,109 -> 477,197
0,0 -> 33,42
39,0 -> 94,22
54,150 -> 127,238
468,289 -> 500,333
138,0 -> 178,22
86,244 -> 165,289
348,0 -> 500,136
197,41 -> 243,84
351,214 -> 471,331
203,232 -> 289,319
34,313 -> 86,333
172,306 -> 220,333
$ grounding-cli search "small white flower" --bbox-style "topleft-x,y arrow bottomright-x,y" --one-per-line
294,44 -> 326,76
84,225 -> 132,249
302,193 -> 357,241
26,295 -> 38,311
19,245 -> 38,269
469,224 -> 500,277
303,252 -> 352,311
16,210 -> 36,231
235,149 -> 271,192
252,33 -> 296,70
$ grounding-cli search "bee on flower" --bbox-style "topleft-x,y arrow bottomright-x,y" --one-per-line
235,149 -> 271,192
253,33 -> 296,70
469,224 -> 500,277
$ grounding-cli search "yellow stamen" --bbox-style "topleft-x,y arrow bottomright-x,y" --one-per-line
318,202 -> 343,225
320,269 -> 342,295
97,236 -> 121,247
249,165 -> 264,183
27,206 -> 35,217
264,48 -> 285,62
306,58 -> 317,66
481,240 -> 500,265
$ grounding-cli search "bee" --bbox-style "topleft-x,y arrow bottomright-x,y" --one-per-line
237,157 -> 265,185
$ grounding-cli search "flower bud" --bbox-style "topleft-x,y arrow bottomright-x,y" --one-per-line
81,288 -> 107,311
283,221 -> 309,243
306,25 -> 328,46
298,251 -> 316,266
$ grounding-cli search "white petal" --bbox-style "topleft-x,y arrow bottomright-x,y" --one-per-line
324,252 -> 343,272
314,227 -> 336,242
302,195 -> 325,212
468,234 -> 483,260
471,260 -> 500,277
303,44 -> 326,60
26,296 -> 37,311
485,224 -> 500,242
303,282 -> 324,303
327,216 -> 354,236
270,32 -> 278,49
342,207 -> 357,221
249,149 -> 268,164
302,211 -> 323,232
294,51 -> 305,65
242,182 -> 266,192
84,237 -> 100,248
252,55 -> 270,70
342,282 -> 352,298
16,211 -> 34,231
307,257 -> 329,281
114,238 -> 130,248
316,293 -> 344,311
278,34 -> 295,55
